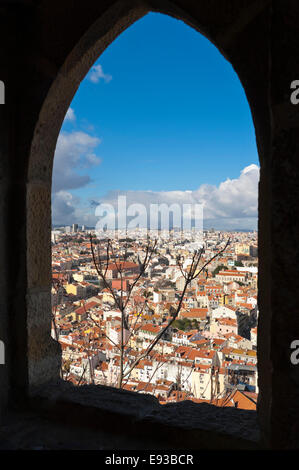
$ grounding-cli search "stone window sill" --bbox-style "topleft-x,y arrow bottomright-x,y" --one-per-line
22,380 -> 261,449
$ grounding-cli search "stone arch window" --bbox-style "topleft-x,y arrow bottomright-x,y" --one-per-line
3,0 -> 296,450
29,0 -> 263,441
30,2 -> 262,380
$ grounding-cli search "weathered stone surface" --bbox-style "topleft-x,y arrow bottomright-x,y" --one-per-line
27,380 -> 259,449
27,184 -> 52,289
0,0 -> 299,450
26,288 -> 61,386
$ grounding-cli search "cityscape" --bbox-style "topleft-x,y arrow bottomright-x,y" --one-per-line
50,13 -> 259,412
2,0 -> 299,454
51,226 -> 258,410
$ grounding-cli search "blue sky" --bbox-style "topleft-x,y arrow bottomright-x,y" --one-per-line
52,12 -> 259,229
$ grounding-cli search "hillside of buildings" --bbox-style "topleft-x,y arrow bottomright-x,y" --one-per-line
51,228 -> 258,411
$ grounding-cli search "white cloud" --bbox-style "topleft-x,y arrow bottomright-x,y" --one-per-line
64,107 -> 76,122
92,164 -> 259,230
52,191 -> 97,226
52,191 -> 78,221
52,129 -> 102,225
193,164 -> 259,220
52,162 -> 259,229
88,64 -> 112,84
84,153 -> 102,167
52,131 -> 101,193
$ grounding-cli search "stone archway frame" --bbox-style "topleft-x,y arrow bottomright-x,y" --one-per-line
26,0 -> 271,444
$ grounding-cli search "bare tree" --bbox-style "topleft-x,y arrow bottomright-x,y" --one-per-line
51,273 -> 66,380
89,234 -> 157,387
89,233 -> 230,389
173,360 -> 195,402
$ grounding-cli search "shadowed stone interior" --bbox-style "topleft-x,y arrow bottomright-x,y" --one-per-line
0,0 -> 299,449
3,380 -> 259,450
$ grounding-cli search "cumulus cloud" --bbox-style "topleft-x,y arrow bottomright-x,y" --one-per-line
52,131 -> 101,193
52,191 -> 78,221
193,164 -> 259,220
52,161 -> 259,229
64,107 -> 76,122
52,129 -> 102,225
92,164 -> 259,230
52,191 -> 98,226
88,64 -> 112,84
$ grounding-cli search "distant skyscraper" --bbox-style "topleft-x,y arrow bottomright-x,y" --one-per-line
81,225 -> 85,232
72,223 -> 78,233
65,226 -> 71,233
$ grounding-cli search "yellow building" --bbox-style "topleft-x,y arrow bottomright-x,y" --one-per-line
65,282 -> 84,297
235,243 -> 250,256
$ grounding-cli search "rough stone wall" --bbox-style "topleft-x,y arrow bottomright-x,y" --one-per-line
2,381 -> 259,449
0,0 -> 299,449
266,0 -> 299,449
